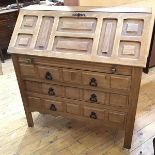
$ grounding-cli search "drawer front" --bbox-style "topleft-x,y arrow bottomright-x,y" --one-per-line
83,90 -> 107,105
108,111 -> 126,125
84,107 -> 105,120
42,84 -> 63,97
44,99 -> 64,112
28,96 -> 42,111
110,94 -> 128,107
65,87 -> 80,100
66,103 -> 81,115
19,63 -> 37,78
25,81 -> 42,93
62,69 -> 81,84
82,71 -> 110,89
110,75 -> 131,90
38,66 -> 61,82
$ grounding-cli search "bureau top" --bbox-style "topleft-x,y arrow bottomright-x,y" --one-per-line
8,5 -> 154,67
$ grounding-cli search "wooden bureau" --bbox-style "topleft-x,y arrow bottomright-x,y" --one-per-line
8,6 -> 154,149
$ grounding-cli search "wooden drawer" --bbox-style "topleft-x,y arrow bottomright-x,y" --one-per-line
42,84 -> 63,97
38,65 -> 61,82
108,111 -> 126,125
66,103 -> 81,115
28,96 -> 64,112
62,69 -> 81,84
44,99 -> 64,112
83,90 -> 107,105
110,75 -> 131,91
84,107 -> 105,120
82,71 -> 110,89
65,87 -> 81,100
25,81 -> 42,93
19,63 -> 37,78
110,94 -> 128,107
28,96 -> 42,111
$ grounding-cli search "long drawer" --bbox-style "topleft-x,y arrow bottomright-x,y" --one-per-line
27,96 -> 126,127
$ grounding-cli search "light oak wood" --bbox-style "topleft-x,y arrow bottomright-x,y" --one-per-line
8,6 -> 154,150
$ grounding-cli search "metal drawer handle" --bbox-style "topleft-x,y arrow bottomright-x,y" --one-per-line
50,104 -> 57,111
90,94 -> 97,103
90,112 -> 97,119
111,67 -> 116,74
48,88 -> 55,96
45,72 -> 53,80
89,78 -> 97,87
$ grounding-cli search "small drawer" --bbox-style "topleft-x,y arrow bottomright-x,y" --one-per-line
65,87 -> 81,100
62,69 -> 81,84
25,81 -> 42,93
110,94 -> 128,107
66,103 -> 81,115
84,107 -> 105,120
44,99 -> 64,112
19,63 -> 37,78
83,90 -> 107,105
28,96 -> 42,111
38,66 -> 61,82
108,111 -> 126,125
110,75 -> 131,91
42,84 -> 63,97
82,71 -> 110,89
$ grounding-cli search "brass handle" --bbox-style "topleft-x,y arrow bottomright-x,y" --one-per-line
89,78 -> 97,87
50,104 -> 57,111
90,112 -> 97,119
48,88 -> 55,96
111,67 -> 116,74
90,94 -> 97,103
45,72 -> 53,80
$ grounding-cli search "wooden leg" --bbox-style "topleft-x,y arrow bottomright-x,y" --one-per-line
0,60 -> 2,75
25,110 -> 34,127
0,48 -> 4,63
123,127 -> 133,149
153,138 -> 155,155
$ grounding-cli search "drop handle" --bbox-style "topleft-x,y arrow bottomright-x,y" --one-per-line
48,88 -> 55,96
111,67 -> 116,74
25,58 -> 33,64
89,78 -> 97,87
50,104 -> 57,111
90,94 -> 97,103
90,112 -> 97,119
45,72 -> 53,80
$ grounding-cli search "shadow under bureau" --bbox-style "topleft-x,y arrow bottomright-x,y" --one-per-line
8,5 -> 154,149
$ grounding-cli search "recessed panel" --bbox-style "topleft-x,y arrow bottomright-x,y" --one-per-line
119,41 -> 140,59
98,19 -> 117,56
53,37 -> 93,54
21,15 -> 38,29
122,19 -> 144,36
57,17 -> 97,33
35,17 -> 54,50
15,34 -> 32,48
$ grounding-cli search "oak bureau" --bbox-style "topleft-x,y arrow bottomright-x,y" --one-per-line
8,5 -> 154,149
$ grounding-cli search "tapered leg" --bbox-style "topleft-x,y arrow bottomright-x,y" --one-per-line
153,138 -> 155,155
0,48 -> 4,63
25,110 -> 34,127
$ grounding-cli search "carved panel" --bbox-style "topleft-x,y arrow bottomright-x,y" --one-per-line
53,37 -> 93,54
15,34 -> 32,48
122,19 -> 144,36
119,41 -> 140,58
35,17 -> 54,50
98,19 -> 117,56
21,15 -> 38,29
58,17 -> 97,33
